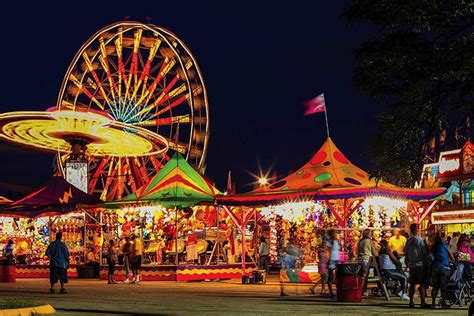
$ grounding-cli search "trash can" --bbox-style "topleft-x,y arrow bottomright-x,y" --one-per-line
0,264 -> 16,283
336,263 -> 363,302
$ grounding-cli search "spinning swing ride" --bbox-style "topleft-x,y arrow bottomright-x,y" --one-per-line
0,21 -> 210,201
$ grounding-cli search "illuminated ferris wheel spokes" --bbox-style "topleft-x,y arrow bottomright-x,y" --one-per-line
57,21 -> 209,201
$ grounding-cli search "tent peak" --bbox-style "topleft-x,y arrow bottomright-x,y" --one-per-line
253,137 -> 383,193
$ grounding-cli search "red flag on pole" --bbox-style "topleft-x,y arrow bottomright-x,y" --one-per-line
304,93 -> 326,115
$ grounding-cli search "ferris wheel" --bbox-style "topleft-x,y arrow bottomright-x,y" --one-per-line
56,21 -> 209,201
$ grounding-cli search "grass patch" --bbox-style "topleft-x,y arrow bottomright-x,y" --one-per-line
0,298 -> 44,309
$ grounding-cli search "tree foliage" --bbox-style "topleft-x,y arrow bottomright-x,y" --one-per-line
342,0 -> 474,186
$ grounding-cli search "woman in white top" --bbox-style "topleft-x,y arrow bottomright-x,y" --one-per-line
326,229 -> 340,300
379,239 -> 409,300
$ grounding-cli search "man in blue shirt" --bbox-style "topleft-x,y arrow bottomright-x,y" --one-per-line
46,232 -> 70,294
404,224 -> 429,308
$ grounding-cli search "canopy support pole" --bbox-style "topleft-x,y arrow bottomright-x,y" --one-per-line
324,202 -> 344,227
221,206 -> 256,277
346,199 -> 364,219
174,206 -> 178,281
408,201 -> 436,230
241,217 -> 246,278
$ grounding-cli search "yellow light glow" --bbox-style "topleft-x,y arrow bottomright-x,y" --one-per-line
0,111 -> 169,157
261,200 -> 315,221
361,196 -> 407,218
258,177 -> 268,186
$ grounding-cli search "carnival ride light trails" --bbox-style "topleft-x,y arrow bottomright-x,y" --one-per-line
0,110 -> 169,157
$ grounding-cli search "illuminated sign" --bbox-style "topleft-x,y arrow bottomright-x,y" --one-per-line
438,149 -> 461,181
439,156 -> 460,174
462,141 -> 474,177
65,161 -> 88,193
432,210 -> 474,224
437,141 -> 474,181
419,163 -> 440,188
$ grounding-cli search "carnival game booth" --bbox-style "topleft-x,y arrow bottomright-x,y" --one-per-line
105,152 -> 255,281
423,141 -> 474,235
0,176 -> 99,279
218,138 -> 446,271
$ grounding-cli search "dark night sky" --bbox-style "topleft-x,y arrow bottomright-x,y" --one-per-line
0,1 -> 378,194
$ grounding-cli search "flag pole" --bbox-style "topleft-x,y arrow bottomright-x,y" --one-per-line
324,102 -> 330,138
323,94 -> 330,138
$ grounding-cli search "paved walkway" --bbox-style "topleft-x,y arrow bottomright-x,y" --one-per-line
0,277 -> 469,315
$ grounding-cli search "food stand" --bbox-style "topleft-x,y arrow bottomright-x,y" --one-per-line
425,141 -> 474,235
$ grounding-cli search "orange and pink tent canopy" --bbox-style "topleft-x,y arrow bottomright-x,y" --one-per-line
217,138 -> 445,206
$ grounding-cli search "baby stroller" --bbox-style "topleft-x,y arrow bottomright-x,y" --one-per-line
445,262 -> 472,307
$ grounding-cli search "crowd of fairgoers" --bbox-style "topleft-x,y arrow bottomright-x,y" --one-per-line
263,224 -> 472,309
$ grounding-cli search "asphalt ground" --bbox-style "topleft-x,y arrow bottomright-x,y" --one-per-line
0,276 -> 470,315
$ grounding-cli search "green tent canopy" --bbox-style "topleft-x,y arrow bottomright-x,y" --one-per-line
111,152 -> 220,208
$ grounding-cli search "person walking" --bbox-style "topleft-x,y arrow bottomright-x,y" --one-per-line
457,234 -> 474,279
107,240 -> 118,284
379,239 -> 409,300
449,232 -> 460,255
121,236 -> 132,283
45,232 -> 70,294
258,236 -> 269,272
279,243 -> 297,296
357,229 -> 377,269
326,229 -> 340,300
430,233 -> 454,309
2,240 -> 14,265
404,223 -> 430,308
310,234 -> 328,295
131,234 -> 143,283
358,229 -> 377,296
